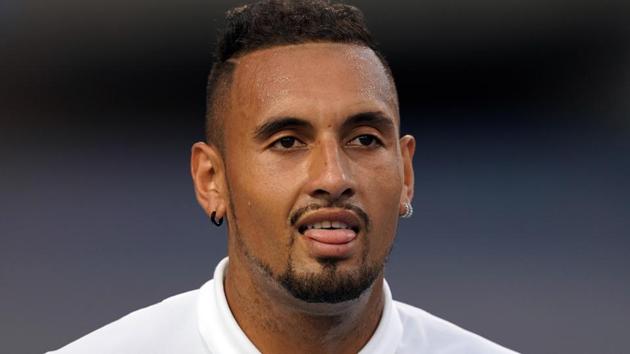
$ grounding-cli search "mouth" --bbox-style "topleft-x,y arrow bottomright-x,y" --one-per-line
297,209 -> 361,236
295,209 -> 362,257
298,221 -> 360,235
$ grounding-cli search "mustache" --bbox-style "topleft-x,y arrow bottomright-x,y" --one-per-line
289,202 -> 370,231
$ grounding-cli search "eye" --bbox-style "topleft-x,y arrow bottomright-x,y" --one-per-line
271,136 -> 305,150
348,134 -> 382,148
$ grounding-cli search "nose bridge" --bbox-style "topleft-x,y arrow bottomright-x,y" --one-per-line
308,134 -> 353,199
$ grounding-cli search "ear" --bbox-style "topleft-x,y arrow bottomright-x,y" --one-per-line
191,142 -> 227,221
399,135 -> 416,212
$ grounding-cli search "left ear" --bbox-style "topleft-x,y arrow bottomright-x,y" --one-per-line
399,135 -> 416,212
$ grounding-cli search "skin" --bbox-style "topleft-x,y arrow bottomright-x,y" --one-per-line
191,42 -> 415,354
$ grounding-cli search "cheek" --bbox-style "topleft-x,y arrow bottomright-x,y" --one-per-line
355,152 -> 403,199
354,155 -> 403,248
232,165 -> 290,227
227,155 -> 303,263
243,156 -> 305,206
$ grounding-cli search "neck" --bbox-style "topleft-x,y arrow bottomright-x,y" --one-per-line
224,253 -> 385,354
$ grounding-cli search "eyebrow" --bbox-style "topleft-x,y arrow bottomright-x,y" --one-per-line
252,117 -> 314,141
252,111 -> 395,142
341,111 -> 395,134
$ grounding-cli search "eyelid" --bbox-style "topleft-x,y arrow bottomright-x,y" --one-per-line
347,133 -> 384,147
268,134 -> 307,150
348,125 -> 386,141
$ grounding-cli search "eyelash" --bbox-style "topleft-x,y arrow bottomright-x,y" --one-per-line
271,136 -> 306,150
348,134 -> 383,148
270,134 -> 383,150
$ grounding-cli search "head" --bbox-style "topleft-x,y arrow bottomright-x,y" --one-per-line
191,0 -> 415,304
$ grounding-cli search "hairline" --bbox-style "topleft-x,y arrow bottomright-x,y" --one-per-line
205,41 -> 398,153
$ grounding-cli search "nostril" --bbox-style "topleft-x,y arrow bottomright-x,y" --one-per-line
311,189 -> 331,200
341,188 -> 355,198
310,187 -> 355,204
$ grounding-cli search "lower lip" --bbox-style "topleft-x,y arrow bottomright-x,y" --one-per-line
302,229 -> 358,258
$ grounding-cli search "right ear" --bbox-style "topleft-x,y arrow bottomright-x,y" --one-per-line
191,142 -> 227,221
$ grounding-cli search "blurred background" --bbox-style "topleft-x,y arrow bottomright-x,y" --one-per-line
1,0 -> 629,353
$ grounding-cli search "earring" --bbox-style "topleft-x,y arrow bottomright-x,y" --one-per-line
211,211 -> 223,226
400,202 -> 413,219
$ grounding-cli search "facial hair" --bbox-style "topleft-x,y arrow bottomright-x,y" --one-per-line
277,253 -> 384,303
232,199 -> 387,304
240,240 -> 385,303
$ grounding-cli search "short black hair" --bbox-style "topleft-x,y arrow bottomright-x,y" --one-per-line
205,0 -> 394,149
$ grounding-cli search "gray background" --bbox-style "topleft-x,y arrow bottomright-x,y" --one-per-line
1,1 -> 629,353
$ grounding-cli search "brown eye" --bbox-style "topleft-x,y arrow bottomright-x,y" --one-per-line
358,135 -> 375,146
349,134 -> 382,148
279,137 -> 296,148
271,136 -> 305,150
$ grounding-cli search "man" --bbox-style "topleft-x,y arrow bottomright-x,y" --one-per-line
49,1 -> 517,353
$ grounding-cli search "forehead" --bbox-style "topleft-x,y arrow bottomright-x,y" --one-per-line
227,42 -> 398,126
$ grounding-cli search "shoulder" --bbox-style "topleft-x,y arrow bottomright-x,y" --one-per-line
46,288 -> 208,354
394,301 -> 519,354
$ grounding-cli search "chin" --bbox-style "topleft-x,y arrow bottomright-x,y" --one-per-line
278,256 -> 383,304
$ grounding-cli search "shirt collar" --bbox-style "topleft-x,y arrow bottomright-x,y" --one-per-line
197,257 -> 402,354
358,278 -> 403,354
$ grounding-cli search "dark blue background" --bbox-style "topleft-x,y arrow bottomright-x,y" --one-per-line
2,1 -> 629,353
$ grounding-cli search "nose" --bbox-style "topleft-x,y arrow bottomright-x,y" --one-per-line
305,137 -> 355,202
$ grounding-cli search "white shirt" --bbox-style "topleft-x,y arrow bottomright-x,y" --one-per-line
48,258 -> 518,353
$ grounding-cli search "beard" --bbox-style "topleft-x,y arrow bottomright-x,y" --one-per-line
242,243 -> 385,303
276,255 -> 384,303
226,183 -> 389,304
239,232 -> 387,303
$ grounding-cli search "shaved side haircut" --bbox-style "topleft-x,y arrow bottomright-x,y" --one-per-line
205,0 -> 396,151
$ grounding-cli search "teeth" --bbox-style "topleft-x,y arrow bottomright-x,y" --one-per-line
305,221 -> 350,230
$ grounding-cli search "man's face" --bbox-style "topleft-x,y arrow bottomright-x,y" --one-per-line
221,42 -> 413,303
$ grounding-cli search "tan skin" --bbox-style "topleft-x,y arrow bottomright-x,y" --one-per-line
191,43 -> 415,354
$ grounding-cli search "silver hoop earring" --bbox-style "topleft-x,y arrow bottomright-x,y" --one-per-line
400,202 -> 413,219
